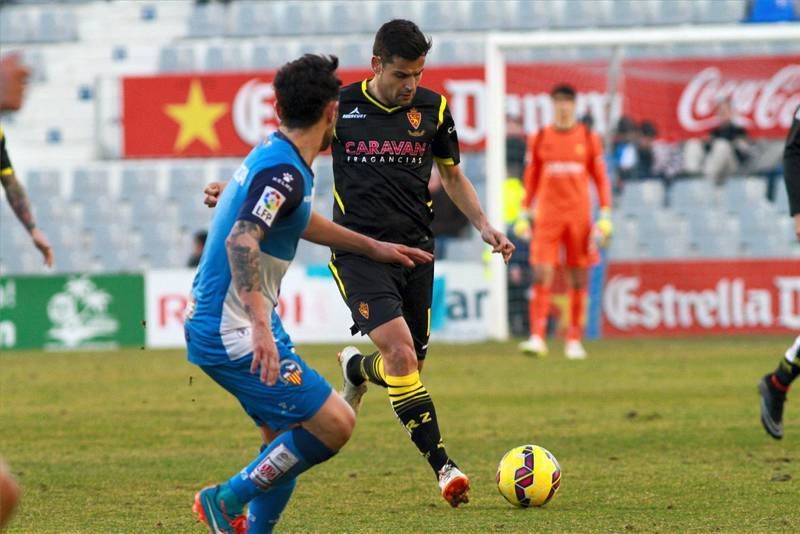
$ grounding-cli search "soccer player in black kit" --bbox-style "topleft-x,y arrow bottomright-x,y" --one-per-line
758,104 -> 800,440
330,20 -> 514,506
201,21 -> 514,506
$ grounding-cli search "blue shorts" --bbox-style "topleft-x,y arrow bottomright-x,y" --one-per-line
199,351 -> 332,433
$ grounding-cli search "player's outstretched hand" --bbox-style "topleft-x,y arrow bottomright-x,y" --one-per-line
203,181 -> 226,208
481,225 -> 515,264
370,242 -> 433,268
31,228 -> 54,267
250,326 -> 280,385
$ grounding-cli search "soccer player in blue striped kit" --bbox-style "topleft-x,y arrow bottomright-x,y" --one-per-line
185,54 -> 433,533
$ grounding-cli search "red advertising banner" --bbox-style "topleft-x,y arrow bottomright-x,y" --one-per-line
602,259 -> 800,337
122,54 -> 798,158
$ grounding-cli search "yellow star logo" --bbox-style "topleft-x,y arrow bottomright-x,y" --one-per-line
164,80 -> 228,152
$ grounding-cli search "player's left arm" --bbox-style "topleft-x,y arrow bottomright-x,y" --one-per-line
227,164 -> 304,385
588,131 -> 613,246
432,100 -> 515,263
0,131 -> 54,266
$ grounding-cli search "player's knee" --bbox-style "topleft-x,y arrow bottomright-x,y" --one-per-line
383,343 -> 417,374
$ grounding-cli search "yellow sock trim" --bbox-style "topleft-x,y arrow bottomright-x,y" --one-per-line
386,370 -> 421,389
371,353 -> 387,384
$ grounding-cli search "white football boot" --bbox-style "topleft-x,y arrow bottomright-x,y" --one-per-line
437,463 -> 470,507
337,346 -> 368,413
565,339 -> 588,360
519,335 -> 548,357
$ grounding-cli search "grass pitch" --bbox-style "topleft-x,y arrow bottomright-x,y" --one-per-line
1,336 -> 798,532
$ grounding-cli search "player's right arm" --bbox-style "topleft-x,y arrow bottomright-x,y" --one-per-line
0,129 -> 53,266
226,164 -> 304,385
521,131 -> 542,220
784,106 -> 800,241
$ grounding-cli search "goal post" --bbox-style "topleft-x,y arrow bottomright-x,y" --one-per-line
484,23 -> 800,341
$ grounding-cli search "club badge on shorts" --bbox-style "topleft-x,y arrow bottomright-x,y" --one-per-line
358,301 -> 370,320
279,359 -> 303,385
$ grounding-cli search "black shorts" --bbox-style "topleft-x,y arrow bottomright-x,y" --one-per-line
328,252 -> 433,360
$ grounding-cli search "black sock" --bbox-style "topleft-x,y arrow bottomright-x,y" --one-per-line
386,371 -> 450,474
346,351 -> 388,388
774,359 -> 800,389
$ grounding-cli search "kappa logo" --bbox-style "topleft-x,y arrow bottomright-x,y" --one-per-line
343,106 -> 367,119
407,108 -> 422,129
358,301 -> 370,320
273,171 -> 294,192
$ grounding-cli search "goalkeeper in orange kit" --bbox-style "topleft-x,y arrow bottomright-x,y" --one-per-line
519,84 -> 612,359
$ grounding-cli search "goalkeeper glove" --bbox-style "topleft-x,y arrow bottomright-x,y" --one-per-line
593,208 -> 613,248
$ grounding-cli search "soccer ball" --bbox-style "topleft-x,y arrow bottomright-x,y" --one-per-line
496,445 -> 562,507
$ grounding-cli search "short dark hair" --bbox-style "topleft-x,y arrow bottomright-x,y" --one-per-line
373,19 -> 432,62
273,54 -> 341,129
551,83 -> 577,100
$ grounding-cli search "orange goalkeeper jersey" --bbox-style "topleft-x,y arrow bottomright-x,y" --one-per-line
522,123 -> 611,221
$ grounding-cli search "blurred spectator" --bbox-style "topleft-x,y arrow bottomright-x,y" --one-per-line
683,99 -> 752,187
506,114 -> 526,179
611,116 -> 638,193
503,175 -> 532,337
187,230 -> 208,267
429,168 -> 468,260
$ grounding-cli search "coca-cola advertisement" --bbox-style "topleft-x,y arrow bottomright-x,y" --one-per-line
602,260 -> 800,338
121,54 -> 798,158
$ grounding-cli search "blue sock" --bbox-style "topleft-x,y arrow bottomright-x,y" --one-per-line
247,478 -> 296,534
226,427 -> 334,505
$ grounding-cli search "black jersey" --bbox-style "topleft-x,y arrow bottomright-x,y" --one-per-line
0,127 -> 13,177
331,79 -> 461,248
784,105 -> 800,216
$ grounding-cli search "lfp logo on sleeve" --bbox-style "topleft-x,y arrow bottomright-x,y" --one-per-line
252,185 -> 286,227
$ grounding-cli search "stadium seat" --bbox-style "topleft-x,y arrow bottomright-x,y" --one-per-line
188,2 -> 226,38
73,168 -> 112,199
420,0 -> 467,31
204,45 -> 244,72
558,0 -> 607,28
618,181 -> 665,214
649,0 -> 694,25
0,8 -> 31,43
231,1 -> 270,37
168,165 -> 208,201
693,0 -> 747,24
36,8 -> 78,43
120,166 -> 162,202
25,168 -> 64,197
670,179 -> 715,211
464,0 -> 501,31
158,45 -> 197,73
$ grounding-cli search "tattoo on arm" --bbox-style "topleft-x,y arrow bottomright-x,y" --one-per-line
1,172 -> 36,232
226,221 -> 265,295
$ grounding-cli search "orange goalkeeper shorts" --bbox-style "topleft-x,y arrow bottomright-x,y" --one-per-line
530,217 -> 592,268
